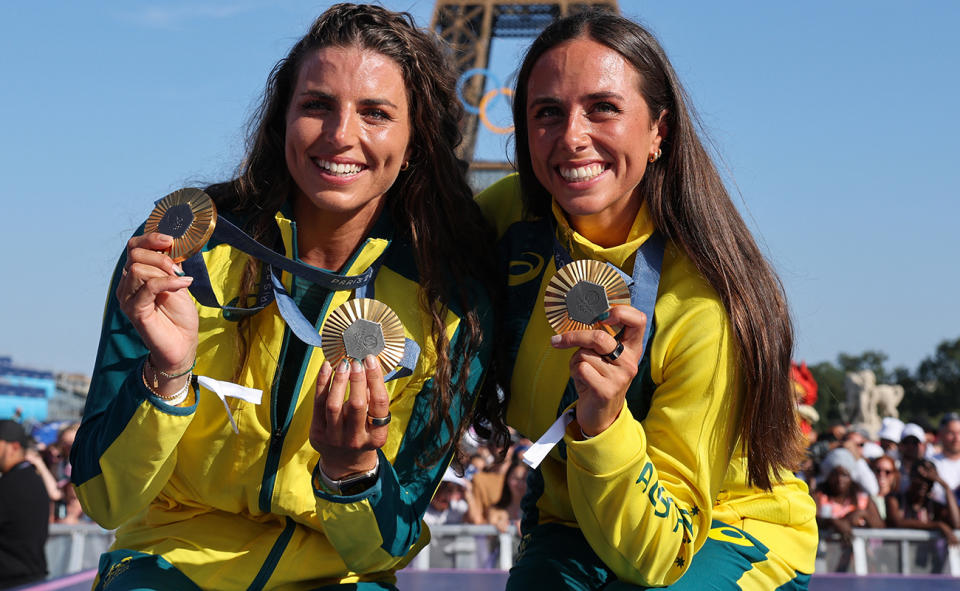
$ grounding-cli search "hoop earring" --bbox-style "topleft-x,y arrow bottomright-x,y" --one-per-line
648,149 -> 662,164
400,161 -> 410,171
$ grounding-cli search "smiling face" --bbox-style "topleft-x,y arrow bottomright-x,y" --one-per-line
525,37 -> 665,244
873,456 -> 898,496
285,45 -> 411,222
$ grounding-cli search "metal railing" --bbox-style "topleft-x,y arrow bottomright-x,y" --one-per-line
46,523 -> 114,578
411,523 -> 519,570
837,528 -> 960,575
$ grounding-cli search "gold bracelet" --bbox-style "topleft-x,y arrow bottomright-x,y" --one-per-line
146,356 -> 196,389
141,363 -> 192,405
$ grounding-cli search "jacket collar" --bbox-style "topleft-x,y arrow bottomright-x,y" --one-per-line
273,204 -> 394,275
550,199 -> 655,269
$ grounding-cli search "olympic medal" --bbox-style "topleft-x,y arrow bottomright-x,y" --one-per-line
321,298 -> 407,373
544,260 -> 630,334
144,188 -> 217,263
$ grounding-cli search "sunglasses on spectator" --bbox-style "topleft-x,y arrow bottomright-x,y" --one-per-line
875,469 -> 896,475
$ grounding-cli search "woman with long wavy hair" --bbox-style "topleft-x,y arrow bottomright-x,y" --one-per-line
478,8 -> 816,589
71,4 -> 506,589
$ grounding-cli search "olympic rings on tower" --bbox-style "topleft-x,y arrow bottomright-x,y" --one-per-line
456,68 -> 514,135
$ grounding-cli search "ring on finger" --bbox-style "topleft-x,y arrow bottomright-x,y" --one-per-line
366,411 -> 392,427
603,340 -> 624,363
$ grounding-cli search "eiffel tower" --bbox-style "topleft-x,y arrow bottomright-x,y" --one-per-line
430,0 -> 620,183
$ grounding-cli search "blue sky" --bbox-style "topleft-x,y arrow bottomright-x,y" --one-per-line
1,1 -> 957,376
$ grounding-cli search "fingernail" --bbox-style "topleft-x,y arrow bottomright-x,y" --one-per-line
594,311 -> 610,323
181,276 -> 193,284
550,335 -> 562,346
173,263 -> 184,276
156,234 -> 173,243
351,360 -> 362,373
339,359 -> 350,373
363,355 -> 377,369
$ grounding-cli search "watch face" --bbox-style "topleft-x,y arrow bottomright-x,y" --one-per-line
318,463 -> 380,496
339,474 -> 378,496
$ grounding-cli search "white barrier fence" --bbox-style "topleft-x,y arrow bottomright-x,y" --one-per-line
411,524 -> 519,570
818,528 -> 960,576
45,523 -> 960,578
46,523 -> 114,578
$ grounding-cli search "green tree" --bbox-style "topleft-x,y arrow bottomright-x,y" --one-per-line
809,360 -> 846,426
837,350 -> 891,383
893,365 -> 928,421
914,337 -> 960,419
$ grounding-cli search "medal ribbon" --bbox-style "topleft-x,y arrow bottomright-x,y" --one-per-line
178,214 -> 419,381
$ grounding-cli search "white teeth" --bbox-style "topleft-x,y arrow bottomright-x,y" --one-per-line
559,163 -> 604,182
315,159 -> 363,175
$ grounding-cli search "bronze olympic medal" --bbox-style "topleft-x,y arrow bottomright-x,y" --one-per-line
144,188 -> 217,263
321,298 -> 406,373
544,259 -> 630,334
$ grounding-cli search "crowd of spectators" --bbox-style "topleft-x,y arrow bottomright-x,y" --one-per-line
421,429 -> 532,567
0,417 -> 87,588
424,429 -> 532,532
803,413 -> 960,572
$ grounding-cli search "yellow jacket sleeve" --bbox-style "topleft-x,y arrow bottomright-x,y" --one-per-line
71,247 -> 200,529
564,273 -> 743,586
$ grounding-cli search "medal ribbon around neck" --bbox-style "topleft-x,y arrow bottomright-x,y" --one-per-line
145,188 -> 420,381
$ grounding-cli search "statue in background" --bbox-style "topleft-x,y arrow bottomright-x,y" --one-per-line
844,369 -> 905,438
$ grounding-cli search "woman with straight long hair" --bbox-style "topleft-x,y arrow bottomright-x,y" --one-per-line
478,9 -> 816,589
72,4 -> 506,589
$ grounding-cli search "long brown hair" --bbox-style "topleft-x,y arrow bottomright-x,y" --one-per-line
512,10 -> 803,490
206,3 -> 509,461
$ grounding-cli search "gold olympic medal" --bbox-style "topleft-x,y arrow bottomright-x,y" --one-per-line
321,298 -> 407,373
544,259 -> 630,334
144,188 -> 217,263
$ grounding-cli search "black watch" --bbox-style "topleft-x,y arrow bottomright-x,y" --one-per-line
319,460 -> 380,496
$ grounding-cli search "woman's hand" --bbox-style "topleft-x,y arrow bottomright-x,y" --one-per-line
116,233 -> 198,375
551,304 -> 647,437
310,356 -> 390,478
490,508 -> 510,533
943,524 -> 960,547
833,517 -> 854,544
846,508 -> 868,528
916,462 -> 945,487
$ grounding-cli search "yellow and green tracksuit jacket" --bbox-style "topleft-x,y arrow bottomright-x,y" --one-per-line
477,175 -> 816,588
71,207 -> 492,590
